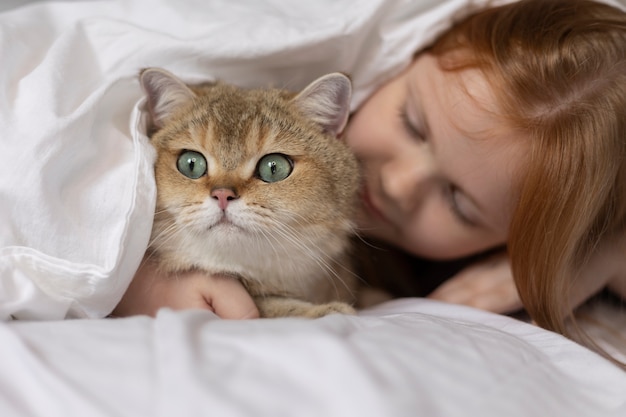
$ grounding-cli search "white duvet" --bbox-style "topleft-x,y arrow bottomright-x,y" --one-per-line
1,0 -> 625,416
0,0 -> 512,320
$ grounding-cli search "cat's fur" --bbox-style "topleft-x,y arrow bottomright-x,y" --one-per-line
139,68 -> 360,318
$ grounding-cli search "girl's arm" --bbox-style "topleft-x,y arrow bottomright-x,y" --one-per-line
429,230 -> 626,316
571,231 -> 626,309
111,259 -> 260,319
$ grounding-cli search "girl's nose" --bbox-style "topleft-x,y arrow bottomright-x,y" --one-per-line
380,153 -> 435,212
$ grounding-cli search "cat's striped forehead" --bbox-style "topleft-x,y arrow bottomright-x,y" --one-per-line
156,84 -> 318,171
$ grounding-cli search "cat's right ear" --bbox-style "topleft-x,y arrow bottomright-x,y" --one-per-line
293,72 -> 352,137
139,68 -> 196,130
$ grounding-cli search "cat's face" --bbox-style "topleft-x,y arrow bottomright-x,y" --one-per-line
141,69 -> 359,275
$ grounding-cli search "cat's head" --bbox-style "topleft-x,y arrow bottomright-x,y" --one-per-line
139,68 -> 359,274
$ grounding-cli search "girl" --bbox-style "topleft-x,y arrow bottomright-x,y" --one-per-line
346,0 -> 626,366
116,0 -> 626,366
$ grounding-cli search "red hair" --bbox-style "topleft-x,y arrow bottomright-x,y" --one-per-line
430,0 -> 626,366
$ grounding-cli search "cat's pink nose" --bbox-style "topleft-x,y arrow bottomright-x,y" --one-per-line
211,188 -> 238,210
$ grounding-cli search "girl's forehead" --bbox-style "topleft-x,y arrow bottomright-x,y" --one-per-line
414,56 -> 505,139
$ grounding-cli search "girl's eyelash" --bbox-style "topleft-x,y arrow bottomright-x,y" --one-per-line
399,107 -> 425,141
445,185 -> 478,227
398,104 -> 476,228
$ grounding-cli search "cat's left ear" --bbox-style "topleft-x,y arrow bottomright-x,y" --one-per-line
293,73 -> 352,137
140,67 -> 196,130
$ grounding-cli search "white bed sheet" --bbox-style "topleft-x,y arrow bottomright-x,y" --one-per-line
2,299 -> 626,417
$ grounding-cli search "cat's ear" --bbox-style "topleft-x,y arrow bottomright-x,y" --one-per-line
292,73 -> 352,137
139,68 -> 196,129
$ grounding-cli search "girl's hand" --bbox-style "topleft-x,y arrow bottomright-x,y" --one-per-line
111,259 -> 260,319
572,230 -> 626,309
428,251 -> 523,314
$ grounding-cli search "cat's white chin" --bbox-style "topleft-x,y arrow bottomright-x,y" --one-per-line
209,219 -> 243,232
156,220 -> 352,298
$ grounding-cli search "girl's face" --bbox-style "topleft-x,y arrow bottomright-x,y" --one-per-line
345,53 -> 527,259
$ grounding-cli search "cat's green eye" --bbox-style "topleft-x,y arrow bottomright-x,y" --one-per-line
257,153 -> 293,183
177,150 -> 207,179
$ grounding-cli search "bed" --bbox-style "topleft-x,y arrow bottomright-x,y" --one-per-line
1,0 -> 625,415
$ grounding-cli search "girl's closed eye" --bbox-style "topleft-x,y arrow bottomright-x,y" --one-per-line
445,185 -> 479,227
398,102 -> 479,228
399,105 -> 425,141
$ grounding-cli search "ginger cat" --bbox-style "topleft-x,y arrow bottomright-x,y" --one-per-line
139,68 -> 360,318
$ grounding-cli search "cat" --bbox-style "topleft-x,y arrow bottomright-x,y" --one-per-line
139,67 -> 360,318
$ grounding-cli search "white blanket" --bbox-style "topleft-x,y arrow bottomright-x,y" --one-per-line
0,0 -> 515,320
1,0 -> 624,319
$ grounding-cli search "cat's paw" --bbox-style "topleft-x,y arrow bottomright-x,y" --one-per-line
255,296 -> 355,318
302,301 -> 356,318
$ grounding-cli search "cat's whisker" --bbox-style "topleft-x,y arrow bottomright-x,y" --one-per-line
148,221 -> 184,255
352,231 -> 386,251
148,218 -> 177,245
247,220 -> 317,291
152,207 -> 169,217
253,226 -> 302,291
264,220 -> 356,299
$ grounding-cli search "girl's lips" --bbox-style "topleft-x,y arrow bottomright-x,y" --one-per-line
361,186 -> 391,225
